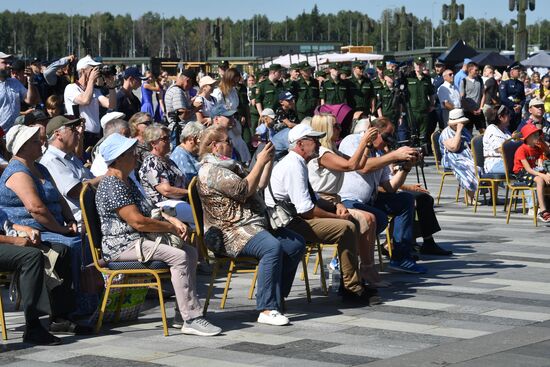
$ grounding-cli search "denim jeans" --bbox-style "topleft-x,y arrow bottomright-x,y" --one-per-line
343,191 -> 416,261
240,228 -> 305,311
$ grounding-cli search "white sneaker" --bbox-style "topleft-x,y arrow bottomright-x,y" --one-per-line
257,310 -> 289,326
181,317 -> 222,336
528,208 -> 537,216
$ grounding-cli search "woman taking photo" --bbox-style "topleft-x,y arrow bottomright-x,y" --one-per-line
197,127 -> 305,326
95,133 -> 221,336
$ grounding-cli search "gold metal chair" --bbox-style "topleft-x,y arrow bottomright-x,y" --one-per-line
471,135 -> 507,216
80,184 -> 171,336
431,130 -> 461,204
0,287 -> 6,340
501,139 -> 538,226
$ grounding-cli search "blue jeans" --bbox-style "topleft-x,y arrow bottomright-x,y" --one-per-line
343,191 -> 416,261
486,160 -> 505,174
240,228 -> 305,311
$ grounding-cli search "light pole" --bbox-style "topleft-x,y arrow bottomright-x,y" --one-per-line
442,0 -> 464,47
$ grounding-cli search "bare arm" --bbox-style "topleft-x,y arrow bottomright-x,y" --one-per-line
6,173 -> 71,234
319,128 -> 377,172
442,125 -> 464,153
117,204 -> 177,234
155,182 -> 188,199
66,176 -> 104,201
143,83 -> 160,92
245,142 -> 274,196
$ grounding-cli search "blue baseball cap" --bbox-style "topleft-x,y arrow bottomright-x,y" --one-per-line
99,133 -> 137,166
211,104 -> 236,117
123,67 -> 147,80
463,58 -> 472,64
279,91 -> 294,101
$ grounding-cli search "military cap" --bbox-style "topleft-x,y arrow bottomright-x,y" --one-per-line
299,61 -> 312,70
339,65 -> 352,76
352,61 -> 364,69
374,60 -> 386,69
315,69 -> 327,78
383,69 -> 395,77
507,61 -> 522,72
414,56 -> 427,64
269,63 -> 283,71
218,60 -> 229,69
434,59 -> 445,66
328,62 -> 340,70
289,63 -> 299,70
260,68 -> 269,76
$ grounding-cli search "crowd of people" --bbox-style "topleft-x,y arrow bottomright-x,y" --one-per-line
0,49 -> 549,346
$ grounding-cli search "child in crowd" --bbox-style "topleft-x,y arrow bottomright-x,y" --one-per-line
513,124 -> 550,222
253,108 -> 276,146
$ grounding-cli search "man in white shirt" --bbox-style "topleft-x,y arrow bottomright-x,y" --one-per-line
0,52 -> 39,131
265,124 -> 379,304
339,117 -> 428,274
63,55 -> 116,149
41,116 -> 103,225
437,69 -> 461,127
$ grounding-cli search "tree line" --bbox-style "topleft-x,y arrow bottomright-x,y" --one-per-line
1,5 -> 549,61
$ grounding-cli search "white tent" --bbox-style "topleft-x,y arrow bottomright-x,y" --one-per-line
262,52 -> 384,69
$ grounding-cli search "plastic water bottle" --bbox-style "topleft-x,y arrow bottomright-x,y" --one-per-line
331,269 -> 341,293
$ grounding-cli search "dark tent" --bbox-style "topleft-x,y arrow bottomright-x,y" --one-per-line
437,40 -> 478,66
470,52 -> 513,68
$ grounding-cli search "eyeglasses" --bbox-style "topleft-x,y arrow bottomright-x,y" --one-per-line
138,120 -> 153,125
532,105 -> 544,109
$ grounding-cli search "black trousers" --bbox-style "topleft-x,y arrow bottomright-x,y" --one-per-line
409,191 -> 441,239
0,242 -> 75,326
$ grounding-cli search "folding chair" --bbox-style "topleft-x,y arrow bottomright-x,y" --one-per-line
471,135 -> 506,216
431,130 -> 461,204
501,139 -> 538,226
80,184 -> 171,336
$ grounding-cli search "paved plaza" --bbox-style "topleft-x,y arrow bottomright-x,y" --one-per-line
2,159 -> 550,367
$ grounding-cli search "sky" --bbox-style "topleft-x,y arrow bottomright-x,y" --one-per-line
2,0 -> 548,24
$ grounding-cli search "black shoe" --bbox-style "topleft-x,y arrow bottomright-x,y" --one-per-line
420,240 -> 453,256
24,325 -> 62,345
341,288 -> 383,306
172,308 -> 184,329
49,319 -> 94,335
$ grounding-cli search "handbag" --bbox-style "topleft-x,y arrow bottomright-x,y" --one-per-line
265,182 -> 297,230
135,208 -> 185,263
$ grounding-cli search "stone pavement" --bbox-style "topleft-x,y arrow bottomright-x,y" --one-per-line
2,158 -> 550,367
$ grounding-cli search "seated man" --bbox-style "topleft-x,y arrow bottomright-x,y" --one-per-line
40,116 -> 103,226
0,208 -> 90,345
265,124 -> 379,304
339,117 -> 428,274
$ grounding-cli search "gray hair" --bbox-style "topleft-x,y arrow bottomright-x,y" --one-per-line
143,123 -> 170,146
104,119 -> 130,137
48,126 -> 66,143
180,121 -> 205,141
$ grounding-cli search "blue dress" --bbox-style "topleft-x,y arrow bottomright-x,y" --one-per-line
0,159 -> 83,289
141,83 -> 163,122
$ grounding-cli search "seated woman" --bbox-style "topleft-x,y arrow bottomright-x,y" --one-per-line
439,109 -> 478,203
139,123 -> 195,227
483,106 -> 513,174
0,125 -> 82,292
170,121 -> 205,183
95,133 -> 221,336
306,114 -> 387,287
128,112 -> 153,170
197,127 -> 305,326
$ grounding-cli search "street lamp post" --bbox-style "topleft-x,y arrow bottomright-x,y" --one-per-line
442,0 -> 464,47
509,0 -> 535,61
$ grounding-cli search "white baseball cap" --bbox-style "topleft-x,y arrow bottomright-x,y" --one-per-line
100,111 -> 126,129
76,55 -> 101,71
261,108 -> 275,119
288,124 -> 326,144
0,52 -> 12,59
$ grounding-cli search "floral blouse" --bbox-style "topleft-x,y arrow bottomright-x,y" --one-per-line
95,175 -> 153,261
139,154 -> 186,204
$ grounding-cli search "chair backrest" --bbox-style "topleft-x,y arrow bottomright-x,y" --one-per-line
501,138 -> 522,184
471,135 -> 484,178
79,184 -> 105,270
431,130 -> 444,173
188,177 -> 205,238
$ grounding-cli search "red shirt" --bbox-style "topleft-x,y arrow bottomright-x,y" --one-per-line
513,144 -> 544,173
